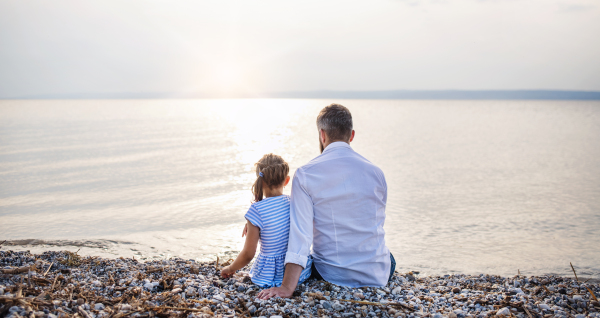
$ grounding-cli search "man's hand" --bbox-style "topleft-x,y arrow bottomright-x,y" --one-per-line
257,285 -> 294,300
242,223 -> 248,237
256,263 -> 303,300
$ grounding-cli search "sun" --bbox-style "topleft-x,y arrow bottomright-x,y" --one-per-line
215,66 -> 241,90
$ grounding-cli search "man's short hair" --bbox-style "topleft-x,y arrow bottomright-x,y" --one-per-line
316,104 -> 353,142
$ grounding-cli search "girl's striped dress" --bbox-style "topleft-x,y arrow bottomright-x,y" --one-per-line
245,194 -> 312,288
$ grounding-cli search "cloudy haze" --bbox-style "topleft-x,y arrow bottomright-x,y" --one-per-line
0,0 -> 599,98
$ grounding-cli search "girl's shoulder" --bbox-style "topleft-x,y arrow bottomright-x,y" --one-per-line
251,195 -> 290,210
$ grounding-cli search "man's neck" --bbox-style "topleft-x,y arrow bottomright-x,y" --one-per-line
322,140 -> 348,150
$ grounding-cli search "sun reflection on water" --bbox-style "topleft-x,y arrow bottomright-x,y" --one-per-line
210,99 -> 311,169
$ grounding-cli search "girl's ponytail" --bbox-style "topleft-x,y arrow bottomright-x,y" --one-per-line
252,154 -> 289,202
252,172 -> 264,203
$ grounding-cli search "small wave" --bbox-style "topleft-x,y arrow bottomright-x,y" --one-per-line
1,239 -> 136,249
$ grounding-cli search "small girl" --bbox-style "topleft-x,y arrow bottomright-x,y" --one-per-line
220,153 -> 312,287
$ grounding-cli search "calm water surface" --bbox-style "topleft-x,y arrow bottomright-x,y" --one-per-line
1,99 -> 599,278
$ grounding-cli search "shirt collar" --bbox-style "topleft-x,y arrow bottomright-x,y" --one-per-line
323,141 -> 352,153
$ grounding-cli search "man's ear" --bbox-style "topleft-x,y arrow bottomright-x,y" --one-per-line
349,130 -> 355,142
320,129 -> 327,144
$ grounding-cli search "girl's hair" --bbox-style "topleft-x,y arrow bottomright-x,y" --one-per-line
252,153 -> 290,202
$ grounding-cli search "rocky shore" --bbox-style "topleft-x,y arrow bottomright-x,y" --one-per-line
1,250 -> 599,318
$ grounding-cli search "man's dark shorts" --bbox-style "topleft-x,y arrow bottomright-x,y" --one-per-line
309,253 -> 396,282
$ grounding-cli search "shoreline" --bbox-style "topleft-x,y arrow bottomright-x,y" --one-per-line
1,250 -> 599,318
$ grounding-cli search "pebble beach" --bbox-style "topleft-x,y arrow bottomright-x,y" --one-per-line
1,250 -> 599,318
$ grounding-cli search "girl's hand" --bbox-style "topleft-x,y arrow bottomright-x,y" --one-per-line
242,223 -> 248,237
220,266 -> 234,278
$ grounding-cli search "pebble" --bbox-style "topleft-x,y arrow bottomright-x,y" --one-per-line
321,300 -> 332,309
213,294 -> 224,301
496,307 -> 510,316
539,303 -> 551,310
354,292 -> 365,299
1,250 -> 599,318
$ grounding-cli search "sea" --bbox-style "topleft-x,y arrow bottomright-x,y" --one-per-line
1,99 -> 599,279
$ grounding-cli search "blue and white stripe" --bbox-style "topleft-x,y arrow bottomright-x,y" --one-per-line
245,195 -> 312,287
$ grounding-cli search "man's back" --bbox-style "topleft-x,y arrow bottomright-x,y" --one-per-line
285,141 -> 391,287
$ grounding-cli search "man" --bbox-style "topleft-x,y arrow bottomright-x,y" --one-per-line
258,104 -> 393,299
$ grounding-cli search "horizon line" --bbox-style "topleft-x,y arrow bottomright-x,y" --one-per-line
3,89 -> 600,100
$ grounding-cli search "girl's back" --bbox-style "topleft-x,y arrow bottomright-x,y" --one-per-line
246,195 -> 290,256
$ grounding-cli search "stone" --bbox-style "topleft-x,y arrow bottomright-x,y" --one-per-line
538,303 -> 550,310
452,287 -> 461,293
248,305 -> 256,314
92,280 -> 102,287
237,285 -> 246,292
354,292 -> 365,299
213,295 -> 224,302
392,287 -> 402,295
185,286 -> 197,296
143,283 -> 154,290
94,303 -> 105,311
496,307 -> 510,316
332,303 -> 345,311
321,300 -> 332,309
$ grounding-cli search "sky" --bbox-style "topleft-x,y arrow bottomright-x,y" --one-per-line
0,0 -> 599,98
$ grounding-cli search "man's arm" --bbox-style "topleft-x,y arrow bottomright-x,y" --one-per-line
257,169 -> 314,299
257,263 -> 303,299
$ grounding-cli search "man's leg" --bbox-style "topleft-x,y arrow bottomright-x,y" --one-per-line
389,253 -> 396,281
309,261 -> 323,281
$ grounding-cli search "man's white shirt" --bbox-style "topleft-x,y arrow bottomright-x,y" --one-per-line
284,141 -> 391,287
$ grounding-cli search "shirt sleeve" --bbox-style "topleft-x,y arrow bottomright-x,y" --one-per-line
285,168 -> 314,269
244,205 -> 263,231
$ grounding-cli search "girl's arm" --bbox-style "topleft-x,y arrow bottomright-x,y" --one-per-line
221,220 -> 260,278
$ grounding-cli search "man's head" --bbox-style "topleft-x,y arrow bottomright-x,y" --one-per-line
317,103 -> 354,152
